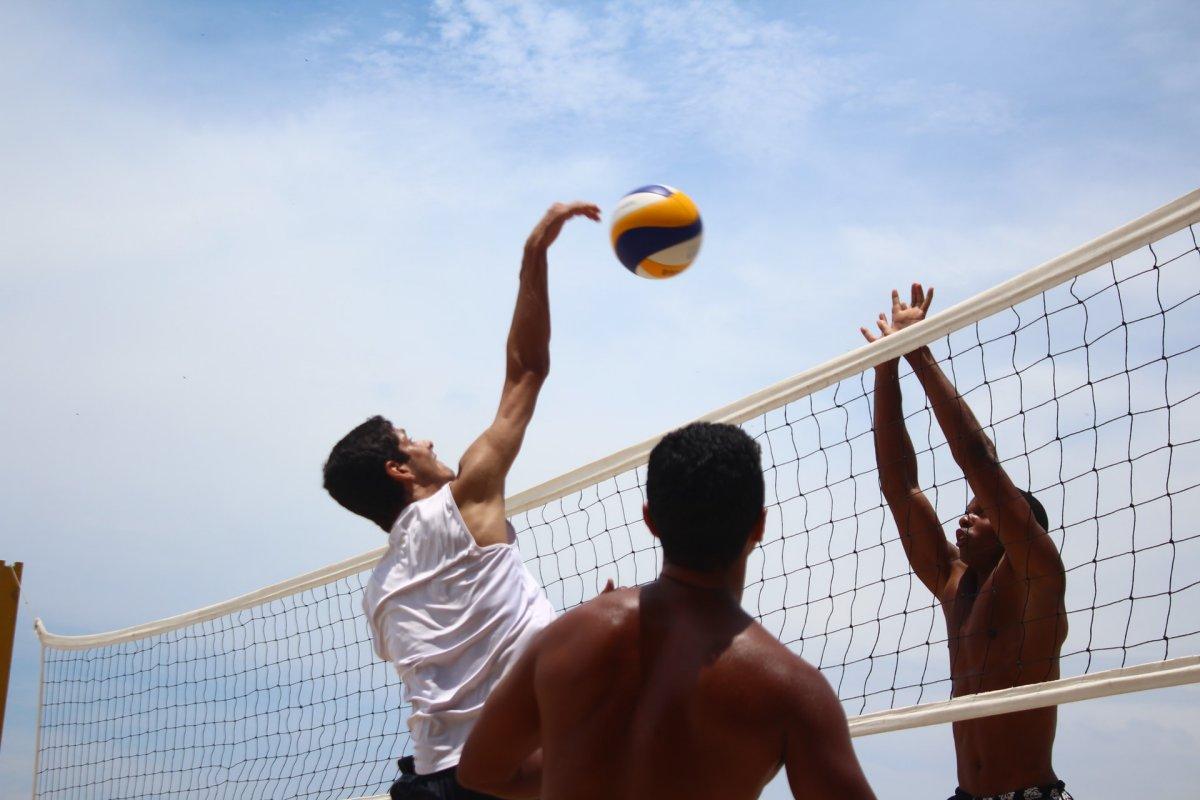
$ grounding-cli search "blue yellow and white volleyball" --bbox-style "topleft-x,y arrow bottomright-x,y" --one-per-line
610,185 -> 703,279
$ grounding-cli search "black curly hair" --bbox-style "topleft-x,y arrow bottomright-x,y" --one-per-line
323,415 -> 410,529
646,421 -> 765,571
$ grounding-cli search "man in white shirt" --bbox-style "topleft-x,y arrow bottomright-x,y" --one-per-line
323,201 -> 600,799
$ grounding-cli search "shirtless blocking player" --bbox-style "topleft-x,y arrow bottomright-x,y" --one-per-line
862,284 -> 1071,800
459,421 -> 877,800
322,201 -> 600,799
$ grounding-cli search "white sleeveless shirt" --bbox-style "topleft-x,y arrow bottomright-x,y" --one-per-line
362,484 -> 557,774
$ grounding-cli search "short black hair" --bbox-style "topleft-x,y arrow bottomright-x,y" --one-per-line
1019,489 -> 1050,532
323,415 -> 409,529
646,422 -> 765,571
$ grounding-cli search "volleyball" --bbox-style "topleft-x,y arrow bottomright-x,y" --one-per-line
610,184 -> 703,279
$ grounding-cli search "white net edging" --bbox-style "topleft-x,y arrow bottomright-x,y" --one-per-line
34,189 -> 1200,800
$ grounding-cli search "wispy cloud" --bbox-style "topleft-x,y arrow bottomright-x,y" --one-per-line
426,0 -> 645,115
337,0 -> 850,160
332,0 -> 1025,161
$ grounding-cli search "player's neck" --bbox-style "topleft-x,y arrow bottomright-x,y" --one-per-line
409,477 -> 452,503
660,563 -> 746,602
380,478 -> 452,529
965,552 -> 1002,585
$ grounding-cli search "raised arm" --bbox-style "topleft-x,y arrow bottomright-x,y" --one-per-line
862,285 -> 959,600
905,341 -> 1064,582
452,201 -> 600,545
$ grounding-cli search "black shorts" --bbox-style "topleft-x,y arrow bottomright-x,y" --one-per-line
948,781 -> 1073,800
388,755 -> 503,800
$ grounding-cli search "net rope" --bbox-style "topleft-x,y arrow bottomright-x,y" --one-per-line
33,195 -> 1200,799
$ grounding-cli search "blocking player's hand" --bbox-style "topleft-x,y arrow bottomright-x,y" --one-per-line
860,282 -> 934,343
526,201 -> 601,252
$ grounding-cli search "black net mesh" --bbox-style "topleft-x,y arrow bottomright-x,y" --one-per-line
37,224 -> 1200,798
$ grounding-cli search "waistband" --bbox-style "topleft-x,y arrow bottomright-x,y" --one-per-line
398,755 -> 458,779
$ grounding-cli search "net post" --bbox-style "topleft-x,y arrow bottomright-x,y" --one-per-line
0,560 -> 23,750
31,620 -> 46,800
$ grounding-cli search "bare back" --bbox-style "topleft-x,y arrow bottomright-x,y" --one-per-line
533,581 -> 873,800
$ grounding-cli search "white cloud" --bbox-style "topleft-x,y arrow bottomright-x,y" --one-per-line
331,0 -> 1031,160
342,0 -> 645,118
334,0 -> 850,160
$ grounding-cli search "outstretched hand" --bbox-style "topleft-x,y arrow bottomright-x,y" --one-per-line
527,201 -> 601,251
860,282 -> 934,343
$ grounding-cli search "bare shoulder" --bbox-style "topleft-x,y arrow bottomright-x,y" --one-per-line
729,621 -> 840,711
993,555 -> 1067,619
537,587 -> 640,657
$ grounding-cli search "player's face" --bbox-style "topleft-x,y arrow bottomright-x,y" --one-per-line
394,428 -> 456,484
956,497 -> 1002,567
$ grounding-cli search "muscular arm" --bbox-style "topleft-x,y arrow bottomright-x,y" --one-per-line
873,359 -> 959,600
906,345 -> 1064,582
457,635 -> 544,798
782,662 -> 876,799
452,202 -> 600,545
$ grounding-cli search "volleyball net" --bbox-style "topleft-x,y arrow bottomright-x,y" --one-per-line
33,190 -> 1200,799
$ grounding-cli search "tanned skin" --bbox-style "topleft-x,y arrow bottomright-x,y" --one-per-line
379,201 -> 601,546
457,510 -> 877,800
862,283 -> 1068,797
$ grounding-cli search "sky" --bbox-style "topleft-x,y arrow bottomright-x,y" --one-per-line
2,0 -> 1199,797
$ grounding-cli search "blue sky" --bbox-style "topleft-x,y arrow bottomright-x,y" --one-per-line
2,0 -> 1199,797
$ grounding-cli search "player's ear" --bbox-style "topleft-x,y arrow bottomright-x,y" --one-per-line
385,460 -> 415,487
740,508 -> 767,557
642,503 -> 661,540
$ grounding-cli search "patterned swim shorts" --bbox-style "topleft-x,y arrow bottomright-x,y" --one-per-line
949,781 -> 1073,800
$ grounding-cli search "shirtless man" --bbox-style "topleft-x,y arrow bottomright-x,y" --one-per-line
457,421 -> 877,800
322,201 -> 600,799
861,283 -> 1071,800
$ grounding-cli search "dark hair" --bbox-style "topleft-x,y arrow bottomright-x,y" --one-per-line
1019,489 -> 1050,532
646,422 -> 765,571
323,415 -> 409,528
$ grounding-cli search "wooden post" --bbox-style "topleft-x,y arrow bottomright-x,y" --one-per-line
0,560 -> 22,750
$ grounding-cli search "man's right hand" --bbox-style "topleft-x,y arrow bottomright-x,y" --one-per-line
860,282 -> 934,343
526,201 -> 601,252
